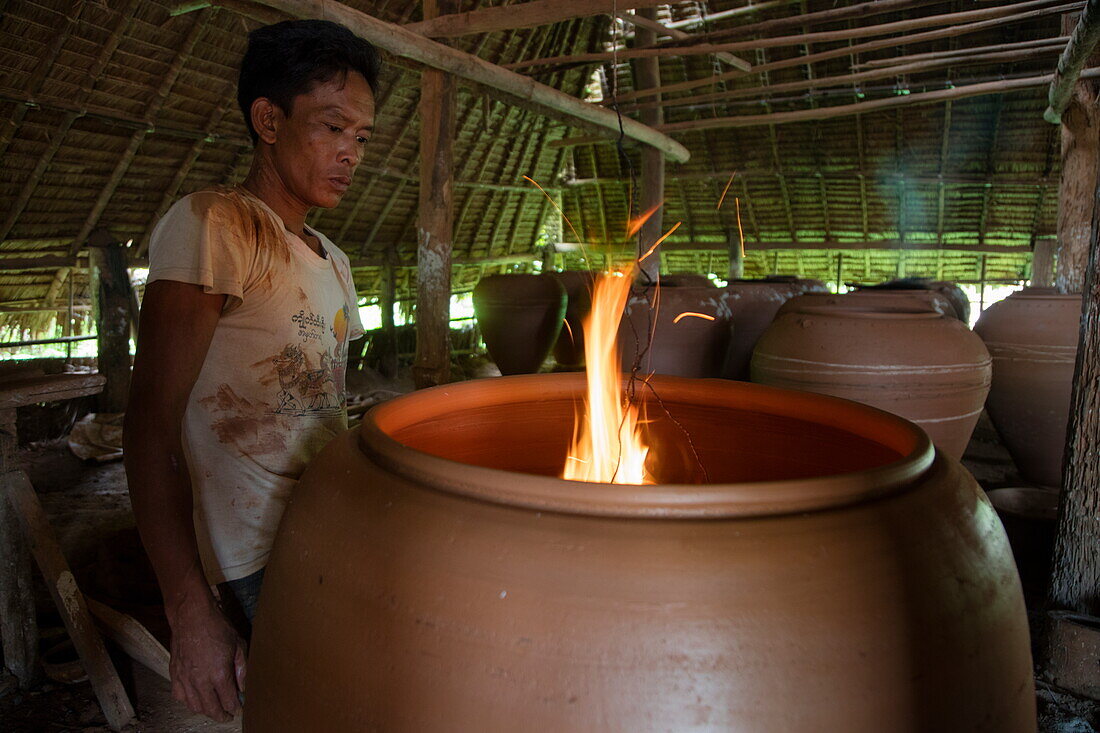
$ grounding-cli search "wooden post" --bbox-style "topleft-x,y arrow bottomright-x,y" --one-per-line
1048,152 -> 1100,616
413,0 -> 456,389
635,7 -> 665,283
379,247 -> 399,380
727,227 -> 744,280
1033,238 -> 1056,287
978,254 -> 988,313
836,253 -> 844,292
1056,12 -> 1100,294
88,232 -> 133,413
0,409 -> 36,688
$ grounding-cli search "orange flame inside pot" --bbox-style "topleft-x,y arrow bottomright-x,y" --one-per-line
562,266 -> 654,485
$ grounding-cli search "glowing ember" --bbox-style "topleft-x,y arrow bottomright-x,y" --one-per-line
673,311 -> 716,324
562,266 -> 654,485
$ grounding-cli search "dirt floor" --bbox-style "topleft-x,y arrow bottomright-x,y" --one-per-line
1,366 -> 1097,732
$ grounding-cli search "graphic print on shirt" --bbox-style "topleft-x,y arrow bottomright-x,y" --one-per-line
251,303 -> 353,418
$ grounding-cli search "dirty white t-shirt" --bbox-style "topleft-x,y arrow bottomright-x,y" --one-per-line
147,187 -> 364,584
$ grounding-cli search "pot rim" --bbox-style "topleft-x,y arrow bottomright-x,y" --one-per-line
358,374 -> 935,519
784,306 -> 941,320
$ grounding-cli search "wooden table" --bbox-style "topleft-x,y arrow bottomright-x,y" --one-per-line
0,372 -> 136,730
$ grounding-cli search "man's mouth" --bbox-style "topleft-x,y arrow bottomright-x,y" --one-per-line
330,176 -> 352,192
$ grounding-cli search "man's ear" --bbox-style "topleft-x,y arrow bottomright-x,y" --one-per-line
250,98 -> 280,145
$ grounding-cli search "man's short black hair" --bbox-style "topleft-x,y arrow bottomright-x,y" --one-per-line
238,19 -> 382,145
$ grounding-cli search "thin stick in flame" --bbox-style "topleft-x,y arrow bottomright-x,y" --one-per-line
638,221 -> 682,263
562,266 -> 653,485
673,311 -> 716,324
716,171 -> 737,211
735,197 -> 745,260
626,202 -> 663,239
523,175 -> 581,244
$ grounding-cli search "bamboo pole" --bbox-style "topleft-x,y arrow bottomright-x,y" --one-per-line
404,0 -> 667,38
624,46 -> 1065,112
508,0 -> 1077,70
609,1 -> 1081,104
615,11 -> 751,71
655,69 -> 1100,133
688,0 -> 942,43
636,7 -> 664,284
854,35 -> 1067,69
1046,0 -> 1100,122
246,0 -> 689,163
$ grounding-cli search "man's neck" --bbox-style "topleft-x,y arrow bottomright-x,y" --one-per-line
240,164 -> 309,241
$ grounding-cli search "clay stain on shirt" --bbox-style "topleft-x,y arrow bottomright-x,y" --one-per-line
199,384 -> 289,456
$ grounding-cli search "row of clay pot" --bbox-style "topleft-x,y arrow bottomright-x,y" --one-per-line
752,295 -> 991,459
473,272 -> 829,379
249,373 -> 1035,731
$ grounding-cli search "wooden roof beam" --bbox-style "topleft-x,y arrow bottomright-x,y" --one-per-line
404,0 -> 667,38
1046,0 -> 1100,122
615,11 -> 751,72
247,0 -> 689,163
509,0 -> 1078,70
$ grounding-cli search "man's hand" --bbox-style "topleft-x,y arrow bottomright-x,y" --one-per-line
167,585 -> 248,722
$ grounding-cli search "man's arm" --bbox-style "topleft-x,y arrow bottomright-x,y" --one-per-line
123,280 -> 245,722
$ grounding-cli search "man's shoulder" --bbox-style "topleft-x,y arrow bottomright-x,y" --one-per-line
165,187 -> 254,222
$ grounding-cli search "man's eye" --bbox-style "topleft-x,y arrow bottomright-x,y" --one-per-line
327,124 -> 341,132
356,136 -> 369,144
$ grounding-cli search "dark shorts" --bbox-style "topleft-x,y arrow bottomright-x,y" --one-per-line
217,567 -> 265,640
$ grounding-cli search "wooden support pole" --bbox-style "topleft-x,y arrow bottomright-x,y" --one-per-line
727,228 -> 744,280
1057,12 -> 1100,293
379,246 -> 398,380
413,0 -> 456,390
1048,149 -> 1100,616
0,408 -> 36,688
1034,237 -> 1057,286
3,470 -> 134,729
1046,0 -> 1100,123
89,234 -> 133,413
636,7 -> 664,284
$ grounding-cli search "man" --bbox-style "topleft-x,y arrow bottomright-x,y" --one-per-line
123,20 -> 379,722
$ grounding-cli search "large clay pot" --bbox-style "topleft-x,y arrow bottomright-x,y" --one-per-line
778,291 -> 958,318
658,273 -> 715,288
720,279 -> 827,380
974,289 -> 1082,488
986,486 -> 1059,601
752,308 -> 991,459
246,374 -> 1034,732
549,270 -> 594,369
848,288 -> 960,318
854,279 -> 971,322
473,274 -> 566,375
618,285 -> 730,378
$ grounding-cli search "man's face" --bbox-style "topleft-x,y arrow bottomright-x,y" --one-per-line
269,71 -> 375,210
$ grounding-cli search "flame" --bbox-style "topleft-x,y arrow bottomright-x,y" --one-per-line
626,202 -> 663,238
716,171 -> 737,211
562,266 -> 653,485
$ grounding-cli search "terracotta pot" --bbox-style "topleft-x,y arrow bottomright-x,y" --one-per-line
752,308 -> 991,459
974,289 -> 1081,488
720,280 -> 825,380
549,270 -> 594,369
618,285 -> 730,378
855,279 -> 971,322
848,288 -> 961,318
658,273 -> 715,288
776,291 -> 956,318
985,487 -> 1058,601
246,374 -> 1033,732
928,280 -> 971,322
473,274 -> 566,375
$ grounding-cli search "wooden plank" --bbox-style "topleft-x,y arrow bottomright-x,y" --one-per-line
3,470 -> 134,730
404,0 -> 666,38
0,374 -> 106,410
413,0 -> 457,389
0,408 -> 36,688
85,597 -> 170,682
249,0 -> 689,163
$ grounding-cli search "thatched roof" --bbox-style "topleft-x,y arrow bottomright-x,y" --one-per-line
0,0 -> 1069,335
